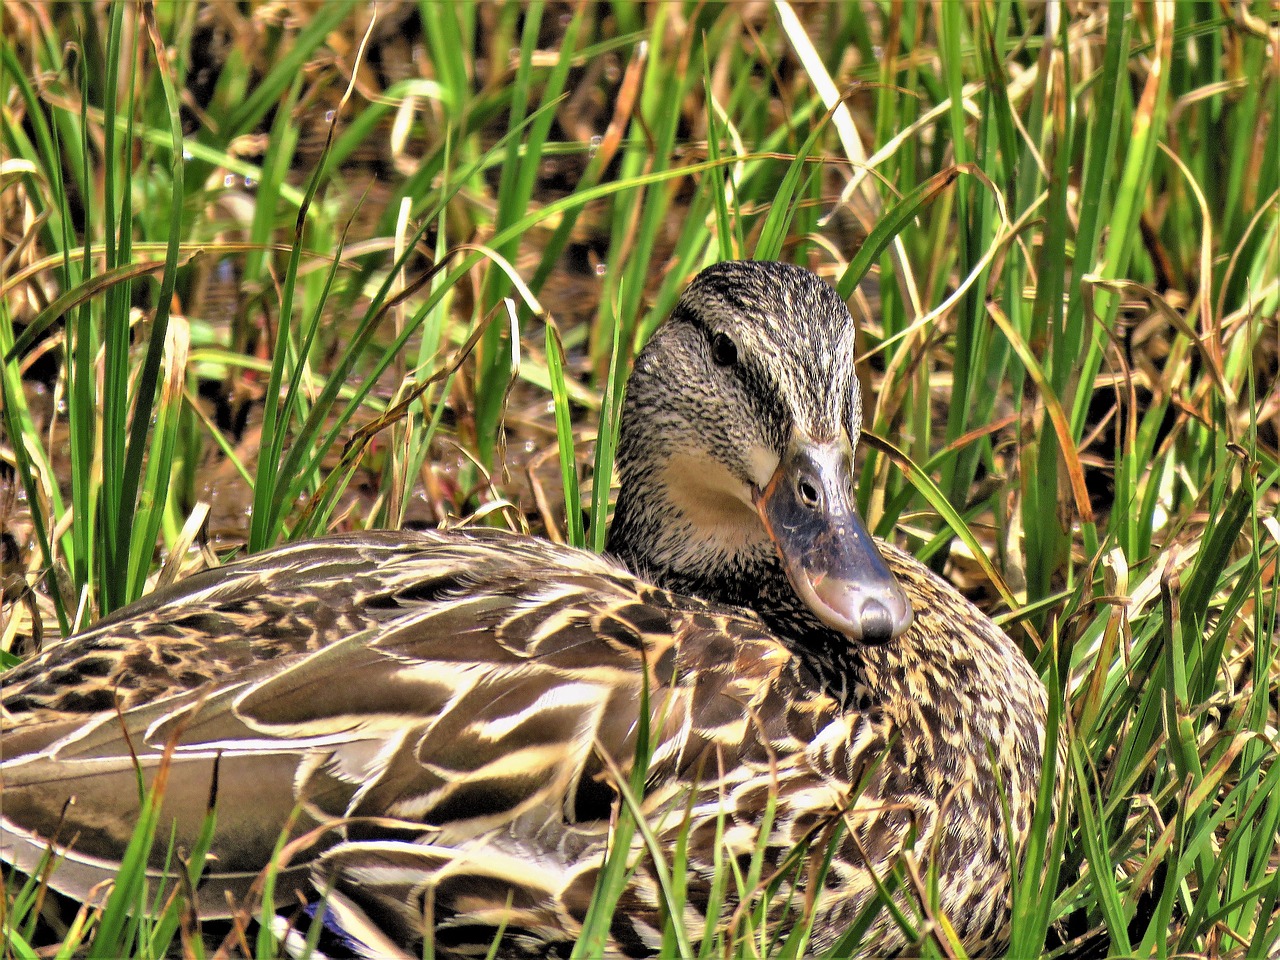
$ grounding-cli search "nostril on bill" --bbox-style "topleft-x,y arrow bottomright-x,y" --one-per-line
796,476 -> 820,508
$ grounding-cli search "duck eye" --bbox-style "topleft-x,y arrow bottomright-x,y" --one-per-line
710,332 -> 738,367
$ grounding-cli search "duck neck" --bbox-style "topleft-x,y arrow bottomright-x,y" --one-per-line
606,478 -> 865,704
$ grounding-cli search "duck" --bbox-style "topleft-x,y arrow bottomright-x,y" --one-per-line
0,260 -> 1048,957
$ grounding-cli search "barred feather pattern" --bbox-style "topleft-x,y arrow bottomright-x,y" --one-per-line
0,527 -> 1044,958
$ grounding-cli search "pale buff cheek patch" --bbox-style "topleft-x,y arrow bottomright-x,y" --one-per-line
661,453 -> 769,553
745,445 -> 781,490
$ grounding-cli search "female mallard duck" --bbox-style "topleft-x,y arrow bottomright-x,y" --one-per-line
1,261 -> 1047,957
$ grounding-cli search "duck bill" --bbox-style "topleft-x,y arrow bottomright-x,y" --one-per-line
755,435 -> 913,644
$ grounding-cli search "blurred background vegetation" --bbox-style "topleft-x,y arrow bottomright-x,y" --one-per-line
2,1 -> 1278,956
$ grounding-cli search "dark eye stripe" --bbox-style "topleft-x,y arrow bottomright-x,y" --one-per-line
694,319 -> 792,447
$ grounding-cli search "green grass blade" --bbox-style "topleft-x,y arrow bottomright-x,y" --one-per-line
546,321 -> 584,548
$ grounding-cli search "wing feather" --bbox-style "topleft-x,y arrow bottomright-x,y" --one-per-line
2,531 -> 839,939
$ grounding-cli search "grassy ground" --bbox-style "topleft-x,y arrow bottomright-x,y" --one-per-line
2,1 -> 1278,957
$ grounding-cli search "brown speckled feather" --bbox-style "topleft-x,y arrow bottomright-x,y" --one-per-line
1,529 -> 1043,957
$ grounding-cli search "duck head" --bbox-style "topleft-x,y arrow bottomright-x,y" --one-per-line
606,260 -> 913,646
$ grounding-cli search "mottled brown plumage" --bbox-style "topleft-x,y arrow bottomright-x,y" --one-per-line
1,261 -> 1047,958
